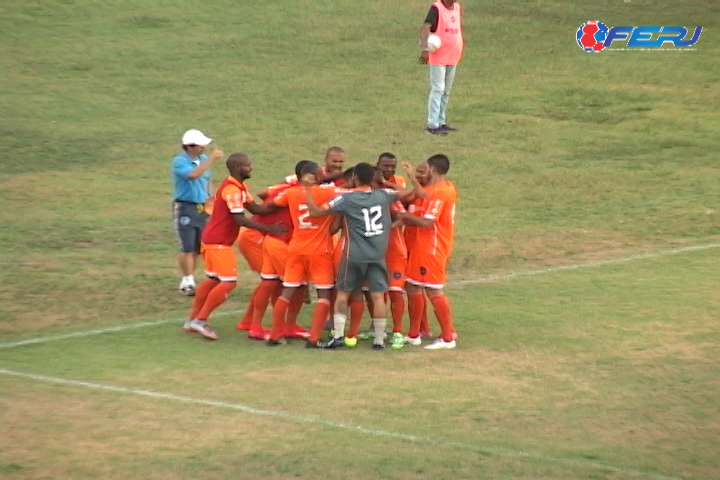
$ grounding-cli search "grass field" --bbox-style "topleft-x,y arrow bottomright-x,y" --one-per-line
1,0 -> 719,479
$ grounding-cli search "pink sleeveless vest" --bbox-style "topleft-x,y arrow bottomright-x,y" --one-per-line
429,2 -> 464,66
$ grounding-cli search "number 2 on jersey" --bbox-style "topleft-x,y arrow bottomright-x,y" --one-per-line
298,204 -> 316,229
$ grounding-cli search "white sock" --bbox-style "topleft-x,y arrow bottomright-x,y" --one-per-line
372,318 -> 387,344
333,313 -> 347,339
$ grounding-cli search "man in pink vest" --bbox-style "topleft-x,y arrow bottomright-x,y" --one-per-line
419,0 -> 464,136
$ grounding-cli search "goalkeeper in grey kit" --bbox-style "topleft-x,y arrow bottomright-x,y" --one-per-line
302,162 -> 399,350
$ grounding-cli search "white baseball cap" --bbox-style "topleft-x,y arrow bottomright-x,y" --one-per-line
181,129 -> 213,146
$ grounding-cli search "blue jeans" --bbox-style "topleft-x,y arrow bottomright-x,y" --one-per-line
427,64 -> 457,129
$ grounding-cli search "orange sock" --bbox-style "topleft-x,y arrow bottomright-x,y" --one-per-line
197,281 -> 236,321
347,299 -> 365,338
419,293 -> 431,334
271,282 -> 283,306
269,296 -> 290,341
237,283 -> 260,329
190,278 -> 220,319
429,294 -> 454,342
309,298 -> 331,343
407,291 -> 424,338
287,285 -> 307,328
389,291 -> 405,333
251,280 -> 277,329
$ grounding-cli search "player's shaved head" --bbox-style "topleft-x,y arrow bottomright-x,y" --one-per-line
354,162 -> 375,186
427,154 -> 450,175
295,160 -> 313,177
376,152 -> 397,180
377,152 -> 396,163
299,161 -> 319,177
325,146 -> 345,158
226,153 -> 249,169
226,153 -> 253,180
324,146 -> 346,173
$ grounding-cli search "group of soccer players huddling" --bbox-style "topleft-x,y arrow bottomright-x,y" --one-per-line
183,146 -> 458,351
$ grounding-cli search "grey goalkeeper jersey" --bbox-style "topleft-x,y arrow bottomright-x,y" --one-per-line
326,188 -> 399,263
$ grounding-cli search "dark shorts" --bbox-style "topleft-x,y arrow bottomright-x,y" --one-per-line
173,201 -> 208,254
336,259 -> 388,293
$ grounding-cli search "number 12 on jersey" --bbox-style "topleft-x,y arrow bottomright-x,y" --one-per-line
361,206 -> 383,237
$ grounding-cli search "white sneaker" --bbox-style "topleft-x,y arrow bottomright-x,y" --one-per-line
179,282 -> 196,296
404,335 -> 422,346
188,319 -> 219,340
182,320 -> 194,332
424,338 -> 456,350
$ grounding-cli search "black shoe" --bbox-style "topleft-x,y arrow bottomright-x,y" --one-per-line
371,343 -> 385,351
267,338 -> 286,347
425,127 -> 448,136
324,337 -> 345,349
440,124 -> 457,132
305,340 -> 323,349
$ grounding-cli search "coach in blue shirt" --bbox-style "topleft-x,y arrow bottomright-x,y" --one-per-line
171,129 -> 224,296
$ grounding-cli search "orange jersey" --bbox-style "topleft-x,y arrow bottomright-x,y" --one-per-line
202,176 -> 254,246
390,175 -> 407,189
273,184 -> 345,255
403,194 -> 426,252
387,200 -> 407,260
415,181 -> 457,258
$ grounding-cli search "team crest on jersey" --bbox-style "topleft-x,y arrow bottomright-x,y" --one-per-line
393,272 -> 402,279
419,267 -> 427,275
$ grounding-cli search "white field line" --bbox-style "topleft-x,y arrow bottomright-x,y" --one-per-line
0,368 -> 683,480
0,309 -> 242,350
450,242 -> 720,286
1,241 -> 718,351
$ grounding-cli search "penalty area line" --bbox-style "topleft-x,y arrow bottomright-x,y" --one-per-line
0,368 -> 683,480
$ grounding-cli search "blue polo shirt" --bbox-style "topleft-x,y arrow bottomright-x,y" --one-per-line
171,151 -> 211,204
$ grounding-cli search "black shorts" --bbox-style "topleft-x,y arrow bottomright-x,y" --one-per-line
173,201 -> 208,253
336,259 -> 388,293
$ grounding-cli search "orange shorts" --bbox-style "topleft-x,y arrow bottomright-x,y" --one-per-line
237,227 -> 264,273
386,254 -> 407,291
283,253 -> 335,289
260,236 -> 289,280
202,244 -> 238,282
405,250 -> 447,289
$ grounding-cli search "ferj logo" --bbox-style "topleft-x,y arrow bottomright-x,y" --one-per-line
576,21 -> 702,52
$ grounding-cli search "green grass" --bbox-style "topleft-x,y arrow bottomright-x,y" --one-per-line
1,0 -> 719,479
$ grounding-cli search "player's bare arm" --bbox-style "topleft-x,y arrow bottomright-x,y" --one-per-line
329,214 -> 343,235
246,201 -> 281,216
400,161 -> 429,199
231,212 -> 286,236
397,211 -> 434,229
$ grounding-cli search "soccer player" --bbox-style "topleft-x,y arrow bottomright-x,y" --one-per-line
243,162 -> 315,340
376,152 -> 407,190
399,154 -> 458,349
183,154 -> 285,340
253,161 -> 347,347
401,161 -> 434,338
303,162 -> 401,350
281,146 -> 347,186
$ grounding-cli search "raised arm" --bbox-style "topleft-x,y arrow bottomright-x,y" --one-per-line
231,212 -> 286,236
